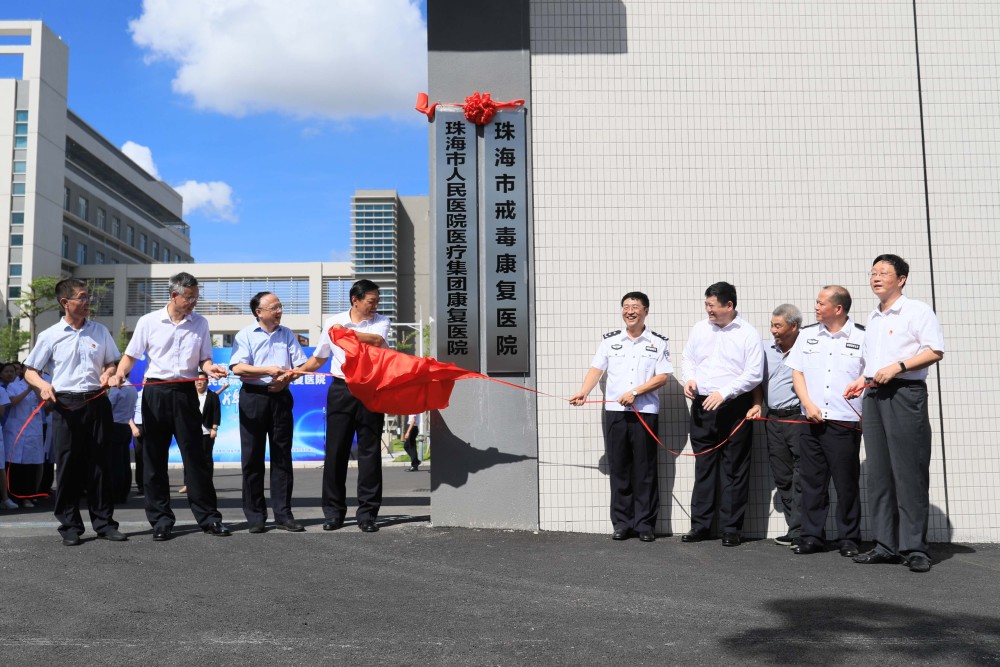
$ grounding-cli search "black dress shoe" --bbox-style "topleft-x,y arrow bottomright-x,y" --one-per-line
681,529 -> 709,543
721,533 -> 741,547
907,553 -> 932,573
639,531 -> 655,543
153,526 -> 173,541
358,519 -> 379,533
773,533 -> 795,546
202,522 -> 232,537
61,534 -> 82,547
275,519 -> 305,532
98,528 -> 128,542
793,541 -> 824,555
247,523 -> 266,534
839,541 -> 860,558
789,536 -> 804,550
612,528 -> 630,541
406,465 -> 419,472
323,517 -> 344,531
852,549 -> 903,565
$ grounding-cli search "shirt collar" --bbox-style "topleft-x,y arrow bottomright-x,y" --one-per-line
159,306 -> 191,325
871,294 -> 908,318
620,327 -> 651,343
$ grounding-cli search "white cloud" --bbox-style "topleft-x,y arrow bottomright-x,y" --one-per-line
121,140 -> 238,222
120,140 -> 161,179
175,181 -> 238,223
128,0 -> 427,120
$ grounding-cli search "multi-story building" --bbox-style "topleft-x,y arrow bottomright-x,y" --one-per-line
1,21 -> 191,334
2,21 -> 429,351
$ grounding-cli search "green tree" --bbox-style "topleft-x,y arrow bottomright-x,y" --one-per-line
0,320 -> 30,361
14,275 -> 61,347
116,322 -> 131,353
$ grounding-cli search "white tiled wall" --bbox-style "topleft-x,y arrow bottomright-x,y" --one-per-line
530,0 -> 997,541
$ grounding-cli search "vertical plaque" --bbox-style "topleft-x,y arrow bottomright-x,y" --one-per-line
433,108 -> 480,370
483,109 -> 528,373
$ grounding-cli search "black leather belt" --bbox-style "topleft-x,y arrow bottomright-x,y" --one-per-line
241,383 -> 285,394
56,389 -> 104,400
769,406 -> 802,418
865,378 -> 926,388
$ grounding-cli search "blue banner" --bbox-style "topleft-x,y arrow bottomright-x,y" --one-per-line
130,348 -> 331,463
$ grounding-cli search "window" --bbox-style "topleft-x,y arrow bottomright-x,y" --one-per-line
12,161 -> 25,174
12,183 -> 25,195
16,110 -> 27,122
76,242 -> 87,264
127,225 -> 135,246
162,248 -> 170,262
139,233 -> 147,253
8,287 -> 21,299
151,240 -> 159,260
64,187 -> 70,210
10,233 -> 23,246
11,212 -> 23,226
62,235 -> 68,259
174,253 -> 181,263
111,216 -> 121,238
97,208 -> 106,230
9,264 -> 22,277
77,196 -> 89,220
14,123 -> 27,135
95,251 -> 105,264
14,137 -> 26,148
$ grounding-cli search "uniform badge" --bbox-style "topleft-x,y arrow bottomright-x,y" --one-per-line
846,342 -> 860,350
610,343 -> 623,350
645,345 -> 657,352
807,339 -> 819,345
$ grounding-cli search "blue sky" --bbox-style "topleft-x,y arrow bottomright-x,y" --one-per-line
4,0 -> 429,263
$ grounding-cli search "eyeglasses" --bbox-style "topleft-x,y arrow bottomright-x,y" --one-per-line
173,293 -> 198,303
869,271 -> 896,279
65,294 -> 92,303
258,305 -> 283,312
621,306 -> 646,313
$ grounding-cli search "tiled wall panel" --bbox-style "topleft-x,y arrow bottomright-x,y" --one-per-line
530,0 -> 992,540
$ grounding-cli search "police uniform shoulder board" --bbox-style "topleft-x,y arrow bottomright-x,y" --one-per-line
802,322 -> 819,329
854,322 -> 866,331
650,330 -> 668,341
603,329 -> 621,339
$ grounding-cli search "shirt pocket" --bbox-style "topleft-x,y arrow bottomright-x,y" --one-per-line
174,329 -> 201,362
800,346 -> 824,370
838,347 -> 864,375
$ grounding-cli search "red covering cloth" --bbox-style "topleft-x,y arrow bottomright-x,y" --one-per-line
331,327 -> 481,414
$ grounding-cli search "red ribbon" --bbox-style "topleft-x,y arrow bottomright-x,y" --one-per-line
415,91 -> 525,124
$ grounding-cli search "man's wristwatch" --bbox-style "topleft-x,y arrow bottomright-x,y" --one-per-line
631,390 -> 638,397
898,361 -> 907,372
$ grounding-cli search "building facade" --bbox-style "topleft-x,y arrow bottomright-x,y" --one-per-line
426,0 -> 1000,542
1,21 -> 191,335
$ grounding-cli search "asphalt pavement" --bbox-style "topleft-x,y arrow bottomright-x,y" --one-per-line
2,464 -> 999,666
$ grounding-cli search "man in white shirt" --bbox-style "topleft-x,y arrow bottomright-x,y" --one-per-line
680,282 -> 764,547
110,272 -> 230,541
570,292 -> 672,542
845,254 -> 944,573
296,280 -> 391,533
787,286 -> 865,557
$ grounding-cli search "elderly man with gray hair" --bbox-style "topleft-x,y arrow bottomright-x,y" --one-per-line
748,303 -> 804,548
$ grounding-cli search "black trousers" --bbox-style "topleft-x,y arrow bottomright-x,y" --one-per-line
324,379 -> 384,522
689,392 -> 754,534
51,393 -> 117,538
133,424 -> 145,493
862,382 -> 932,556
764,417 -> 803,537
182,434 -> 215,486
799,421 -> 862,543
403,425 -> 420,465
142,382 -> 222,530
604,411 -> 659,533
239,386 -> 295,523
109,422 -> 134,504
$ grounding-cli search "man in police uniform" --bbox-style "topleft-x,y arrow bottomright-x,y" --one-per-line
845,255 -> 944,573
295,279 -> 391,533
747,304 -> 804,548
787,286 -> 865,557
230,291 -> 308,533
681,282 -> 764,547
23,278 -> 126,546
110,272 -> 231,541
570,291 -> 672,542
